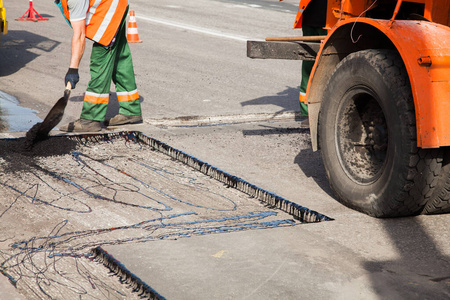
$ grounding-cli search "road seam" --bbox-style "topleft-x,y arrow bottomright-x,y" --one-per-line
144,111 -> 304,127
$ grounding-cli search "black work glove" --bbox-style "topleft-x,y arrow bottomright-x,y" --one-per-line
65,68 -> 79,89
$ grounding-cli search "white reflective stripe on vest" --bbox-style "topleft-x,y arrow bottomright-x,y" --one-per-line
86,0 -> 102,25
92,0 -> 120,43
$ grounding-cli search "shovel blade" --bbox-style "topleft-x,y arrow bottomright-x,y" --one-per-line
37,88 -> 71,136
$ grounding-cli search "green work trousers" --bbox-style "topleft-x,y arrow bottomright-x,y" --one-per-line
299,25 -> 327,117
81,8 -> 142,121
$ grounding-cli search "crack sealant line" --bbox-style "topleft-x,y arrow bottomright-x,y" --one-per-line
144,111 -> 303,127
135,15 -> 254,42
133,132 -> 332,223
92,247 -> 166,300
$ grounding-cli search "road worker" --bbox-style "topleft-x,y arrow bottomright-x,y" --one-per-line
294,0 -> 328,117
54,0 -> 142,132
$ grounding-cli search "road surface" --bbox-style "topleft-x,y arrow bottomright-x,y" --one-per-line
0,1 -> 449,299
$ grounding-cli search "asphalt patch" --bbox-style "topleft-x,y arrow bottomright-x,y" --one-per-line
0,132 -> 330,298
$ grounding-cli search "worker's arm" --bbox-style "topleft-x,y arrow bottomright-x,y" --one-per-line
65,19 -> 85,89
70,19 -> 85,68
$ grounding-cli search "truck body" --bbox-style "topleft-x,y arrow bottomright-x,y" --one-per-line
0,0 -> 7,46
248,0 -> 450,217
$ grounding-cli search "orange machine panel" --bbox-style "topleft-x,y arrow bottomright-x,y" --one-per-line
323,18 -> 450,148
325,0 -> 450,28
424,0 -> 450,26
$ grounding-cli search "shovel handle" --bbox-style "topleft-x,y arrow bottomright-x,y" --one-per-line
64,82 -> 72,99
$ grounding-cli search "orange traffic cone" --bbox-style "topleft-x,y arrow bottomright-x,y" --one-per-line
127,10 -> 142,43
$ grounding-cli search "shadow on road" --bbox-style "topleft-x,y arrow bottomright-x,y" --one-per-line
294,148 -> 335,197
241,85 -> 334,196
0,30 -> 60,77
241,86 -> 300,113
366,217 -> 450,298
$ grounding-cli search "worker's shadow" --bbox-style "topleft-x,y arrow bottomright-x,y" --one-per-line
241,86 -> 300,112
0,30 -> 60,77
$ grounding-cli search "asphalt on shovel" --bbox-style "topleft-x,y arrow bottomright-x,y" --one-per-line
24,82 -> 72,150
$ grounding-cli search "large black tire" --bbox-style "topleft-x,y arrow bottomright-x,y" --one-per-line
422,150 -> 450,214
319,49 -> 442,217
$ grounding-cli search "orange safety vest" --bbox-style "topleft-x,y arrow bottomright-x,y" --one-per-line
60,0 -> 128,46
293,0 -> 312,29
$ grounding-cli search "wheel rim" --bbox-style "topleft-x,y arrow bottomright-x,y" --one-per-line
335,85 -> 388,185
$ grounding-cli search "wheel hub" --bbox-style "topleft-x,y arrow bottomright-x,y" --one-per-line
335,86 -> 388,184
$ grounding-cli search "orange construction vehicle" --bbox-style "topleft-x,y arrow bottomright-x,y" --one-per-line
0,0 -> 7,46
248,0 -> 450,217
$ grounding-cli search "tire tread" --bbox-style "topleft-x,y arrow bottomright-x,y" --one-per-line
319,49 -> 442,217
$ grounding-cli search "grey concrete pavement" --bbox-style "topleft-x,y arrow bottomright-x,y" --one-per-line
114,121 -> 450,299
1,0 -> 449,299
0,274 -> 24,300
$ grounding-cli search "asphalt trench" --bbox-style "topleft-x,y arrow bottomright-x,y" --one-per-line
0,132 -> 329,298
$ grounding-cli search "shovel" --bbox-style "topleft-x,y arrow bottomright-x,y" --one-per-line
24,82 -> 72,148
37,82 -> 72,137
